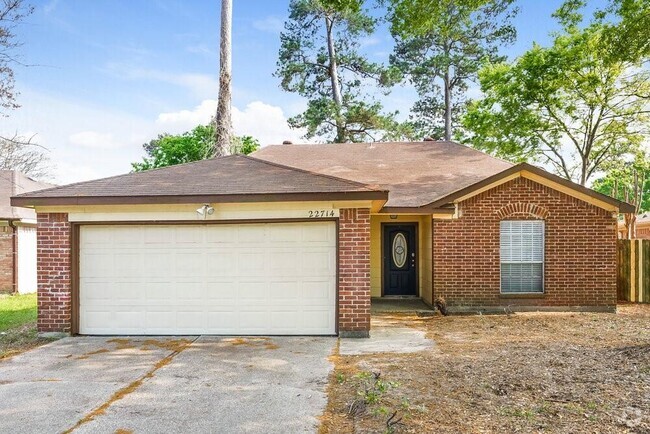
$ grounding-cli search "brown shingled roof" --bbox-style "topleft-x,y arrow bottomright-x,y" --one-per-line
11,155 -> 387,207
253,141 -> 513,208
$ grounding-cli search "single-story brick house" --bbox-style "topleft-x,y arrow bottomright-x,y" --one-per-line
11,141 -> 633,337
1,170 -> 54,294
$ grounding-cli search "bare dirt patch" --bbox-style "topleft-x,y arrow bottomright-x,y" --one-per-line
320,305 -> 650,433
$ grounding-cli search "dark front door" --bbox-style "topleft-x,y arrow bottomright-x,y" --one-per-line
383,224 -> 417,296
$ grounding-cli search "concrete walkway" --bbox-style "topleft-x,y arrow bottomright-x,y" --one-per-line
0,336 -> 336,434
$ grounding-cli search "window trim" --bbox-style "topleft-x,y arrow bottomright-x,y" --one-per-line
499,219 -> 545,294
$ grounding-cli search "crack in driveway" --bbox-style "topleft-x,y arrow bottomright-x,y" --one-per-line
62,336 -> 198,433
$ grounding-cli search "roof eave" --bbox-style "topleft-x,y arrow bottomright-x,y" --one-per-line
10,190 -> 389,208
424,163 -> 635,213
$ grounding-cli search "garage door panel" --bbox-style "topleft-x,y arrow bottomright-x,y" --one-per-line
302,250 -> 334,273
114,253 -> 142,277
237,224 -> 267,243
143,226 -> 172,244
206,254 -> 237,276
79,222 -> 336,335
302,224 -> 334,243
205,227 -> 237,243
207,311 -> 237,330
175,225 -> 204,244
238,282 -> 269,304
205,281 -> 237,301
173,252 -> 204,276
81,253 -> 113,276
144,281 -> 175,301
176,281 -> 206,302
115,311 -> 145,329
270,281 -> 300,302
239,310 -> 271,331
237,252 -> 267,276
112,226 -> 144,244
269,250 -> 299,272
303,280 -> 334,302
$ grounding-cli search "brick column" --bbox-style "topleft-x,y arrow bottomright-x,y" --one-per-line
338,208 -> 371,338
37,213 -> 72,335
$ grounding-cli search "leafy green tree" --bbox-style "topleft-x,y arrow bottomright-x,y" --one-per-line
132,125 -> 259,172
276,0 -> 407,142
389,0 -> 518,141
232,135 -> 260,155
600,0 -> 650,63
592,158 -> 650,212
462,0 -> 650,185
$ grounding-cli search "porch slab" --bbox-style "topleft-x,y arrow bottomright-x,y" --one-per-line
371,297 -> 435,314
339,316 -> 435,356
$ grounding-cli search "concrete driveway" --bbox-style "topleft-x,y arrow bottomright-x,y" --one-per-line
0,336 -> 336,434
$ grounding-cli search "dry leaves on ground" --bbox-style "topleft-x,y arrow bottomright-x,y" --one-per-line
321,305 -> 650,434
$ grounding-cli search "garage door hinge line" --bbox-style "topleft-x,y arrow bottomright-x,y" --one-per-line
62,336 -> 199,434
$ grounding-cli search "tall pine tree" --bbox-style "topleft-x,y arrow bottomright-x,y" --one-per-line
276,0 -> 408,143
389,0 -> 518,141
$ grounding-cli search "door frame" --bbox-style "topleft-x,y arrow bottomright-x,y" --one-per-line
380,222 -> 419,297
70,218 -> 339,336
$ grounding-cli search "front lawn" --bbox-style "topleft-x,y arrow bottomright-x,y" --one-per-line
0,293 -> 56,359
0,293 -> 37,330
321,305 -> 650,433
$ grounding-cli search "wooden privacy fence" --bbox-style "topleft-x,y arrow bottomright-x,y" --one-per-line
618,239 -> 650,303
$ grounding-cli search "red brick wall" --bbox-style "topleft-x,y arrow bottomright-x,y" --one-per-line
37,213 -> 72,333
0,226 -> 15,293
433,177 -> 617,311
338,208 -> 371,337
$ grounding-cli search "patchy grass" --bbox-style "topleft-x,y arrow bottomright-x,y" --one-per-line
0,293 -> 37,331
321,305 -> 650,433
0,293 -> 57,360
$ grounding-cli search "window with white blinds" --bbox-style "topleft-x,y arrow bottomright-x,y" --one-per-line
500,220 -> 544,293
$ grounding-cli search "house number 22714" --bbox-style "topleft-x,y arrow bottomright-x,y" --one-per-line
308,210 -> 335,218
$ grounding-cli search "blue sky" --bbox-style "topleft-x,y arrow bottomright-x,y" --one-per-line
5,0 -> 608,184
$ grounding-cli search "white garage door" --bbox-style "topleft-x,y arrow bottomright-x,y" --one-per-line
79,222 -> 337,335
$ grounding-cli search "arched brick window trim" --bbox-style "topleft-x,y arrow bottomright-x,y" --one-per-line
496,203 -> 550,220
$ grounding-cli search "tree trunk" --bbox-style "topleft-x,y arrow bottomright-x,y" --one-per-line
325,15 -> 344,143
214,0 -> 233,156
443,68 -> 452,141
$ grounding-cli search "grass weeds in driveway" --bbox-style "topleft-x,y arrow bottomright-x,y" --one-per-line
0,293 -> 57,360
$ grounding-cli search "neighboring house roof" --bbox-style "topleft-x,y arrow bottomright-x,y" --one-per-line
253,141 -> 513,209
618,212 -> 650,229
0,170 -> 55,220
253,141 -> 634,213
11,155 -> 388,207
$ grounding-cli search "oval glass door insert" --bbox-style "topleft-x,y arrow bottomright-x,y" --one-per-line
392,233 -> 408,268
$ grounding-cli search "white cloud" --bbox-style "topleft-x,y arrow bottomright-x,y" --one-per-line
156,99 -> 306,145
359,36 -> 381,48
3,89 -> 309,185
69,131 -> 123,149
43,0 -> 60,14
186,44 -> 217,57
103,63 -> 219,97
156,99 -> 217,132
233,101 -> 305,145
252,16 -> 285,33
